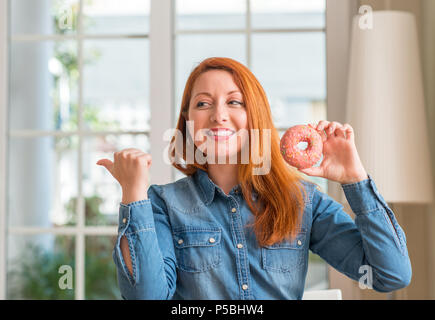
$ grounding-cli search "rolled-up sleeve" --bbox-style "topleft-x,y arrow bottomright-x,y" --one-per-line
112,184 -> 177,299
309,174 -> 412,292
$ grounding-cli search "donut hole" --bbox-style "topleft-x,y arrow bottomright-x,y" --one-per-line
296,141 -> 308,151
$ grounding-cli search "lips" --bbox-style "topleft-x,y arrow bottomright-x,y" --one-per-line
207,128 -> 236,141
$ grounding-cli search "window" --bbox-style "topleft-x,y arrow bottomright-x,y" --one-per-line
0,0 -> 338,299
5,0 -> 150,300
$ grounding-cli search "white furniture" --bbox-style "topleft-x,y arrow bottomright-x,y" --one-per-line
302,289 -> 342,300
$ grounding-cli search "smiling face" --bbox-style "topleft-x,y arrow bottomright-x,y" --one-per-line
186,69 -> 249,164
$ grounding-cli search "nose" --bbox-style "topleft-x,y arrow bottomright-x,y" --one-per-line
210,102 -> 229,123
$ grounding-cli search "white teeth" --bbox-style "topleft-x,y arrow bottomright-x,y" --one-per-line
208,130 -> 234,136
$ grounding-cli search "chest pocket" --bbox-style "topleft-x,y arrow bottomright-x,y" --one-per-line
173,227 -> 222,273
261,229 -> 307,273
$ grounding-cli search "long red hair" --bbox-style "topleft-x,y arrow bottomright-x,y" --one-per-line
169,57 -> 314,246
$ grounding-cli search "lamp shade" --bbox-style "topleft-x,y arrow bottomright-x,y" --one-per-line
346,11 -> 433,203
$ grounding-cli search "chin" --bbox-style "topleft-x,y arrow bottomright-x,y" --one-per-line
206,148 -> 240,164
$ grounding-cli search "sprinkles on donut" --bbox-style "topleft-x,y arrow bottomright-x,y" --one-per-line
280,124 -> 323,169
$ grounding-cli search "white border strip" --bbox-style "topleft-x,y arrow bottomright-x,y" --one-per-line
0,0 -> 8,301
149,0 -> 173,185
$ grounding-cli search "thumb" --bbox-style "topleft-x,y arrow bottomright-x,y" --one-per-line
298,166 -> 322,177
96,159 -> 114,174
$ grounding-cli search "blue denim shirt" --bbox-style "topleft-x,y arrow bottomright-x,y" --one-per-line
113,168 -> 411,300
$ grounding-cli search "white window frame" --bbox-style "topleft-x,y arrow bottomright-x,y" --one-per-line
0,0 -> 8,301
0,0 -> 355,300
0,0 -> 164,301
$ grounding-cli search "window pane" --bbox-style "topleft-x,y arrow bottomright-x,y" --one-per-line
11,0 -> 79,35
252,32 -> 326,99
10,40 -> 78,131
83,134 -> 150,226
251,0 -> 325,29
7,234 -> 75,299
175,34 -> 246,125
252,32 -> 326,126
85,236 -> 121,299
82,39 -> 149,132
176,0 -> 246,31
273,100 -> 326,130
8,136 -> 79,227
83,0 -> 150,35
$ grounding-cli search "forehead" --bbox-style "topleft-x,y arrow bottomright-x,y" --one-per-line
192,69 -> 240,94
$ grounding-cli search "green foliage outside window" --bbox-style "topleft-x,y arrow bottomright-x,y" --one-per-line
7,195 -> 121,300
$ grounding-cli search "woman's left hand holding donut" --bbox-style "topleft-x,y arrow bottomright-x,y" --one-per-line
298,120 -> 369,185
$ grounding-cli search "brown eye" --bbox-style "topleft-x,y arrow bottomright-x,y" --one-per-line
197,102 -> 209,107
229,100 -> 243,106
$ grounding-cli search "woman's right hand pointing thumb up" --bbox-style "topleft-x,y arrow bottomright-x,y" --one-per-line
97,148 -> 152,204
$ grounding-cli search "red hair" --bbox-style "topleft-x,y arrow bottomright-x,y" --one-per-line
169,57 -> 314,246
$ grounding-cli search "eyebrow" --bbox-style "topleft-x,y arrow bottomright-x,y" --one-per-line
193,90 -> 241,98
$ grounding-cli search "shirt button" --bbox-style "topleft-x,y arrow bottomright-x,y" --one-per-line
237,243 -> 243,249
242,284 -> 248,290
122,218 -> 127,224
231,208 -> 237,213
178,239 -> 184,245
297,240 -> 302,246
209,237 -> 216,244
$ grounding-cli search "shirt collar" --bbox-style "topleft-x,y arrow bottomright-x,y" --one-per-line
194,168 -> 256,205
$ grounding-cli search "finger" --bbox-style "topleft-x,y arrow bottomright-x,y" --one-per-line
317,128 -> 327,143
342,123 -> 355,141
121,149 -> 143,157
116,148 -> 143,157
96,159 -> 114,174
123,152 -> 152,168
138,153 -> 152,167
326,121 -> 342,137
316,120 -> 330,132
122,148 -> 142,153
116,149 -> 143,162
334,126 -> 346,139
309,122 -> 326,142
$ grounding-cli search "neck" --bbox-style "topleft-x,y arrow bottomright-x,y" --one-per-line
207,163 -> 239,195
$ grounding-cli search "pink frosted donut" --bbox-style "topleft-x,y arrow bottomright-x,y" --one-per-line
280,124 -> 323,169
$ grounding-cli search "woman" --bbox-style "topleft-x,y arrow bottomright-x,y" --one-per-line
97,57 -> 411,300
